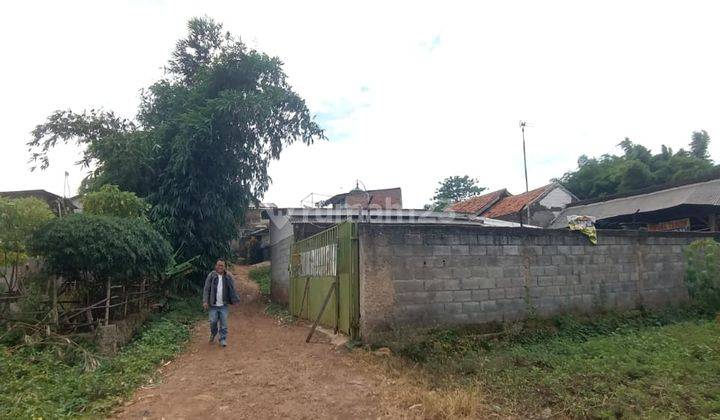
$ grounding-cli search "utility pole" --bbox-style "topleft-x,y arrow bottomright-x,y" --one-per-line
519,121 -> 529,193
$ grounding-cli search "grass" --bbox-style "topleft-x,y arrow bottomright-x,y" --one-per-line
0,297 -> 202,418
394,307 -> 720,419
248,265 -> 271,295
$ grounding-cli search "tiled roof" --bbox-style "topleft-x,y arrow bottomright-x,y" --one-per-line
446,189 -> 509,214
482,184 -> 553,218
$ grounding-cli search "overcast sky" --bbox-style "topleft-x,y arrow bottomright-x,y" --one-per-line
2,1 -> 719,208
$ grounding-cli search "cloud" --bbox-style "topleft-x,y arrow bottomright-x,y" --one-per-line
2,1 -> 720,209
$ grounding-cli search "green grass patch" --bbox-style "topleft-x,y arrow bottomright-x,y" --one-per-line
0,297 -> 202,418
248,265 -> 271,295
398,308 -> 720,418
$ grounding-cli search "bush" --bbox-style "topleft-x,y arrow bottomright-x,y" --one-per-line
30,214 -> 171,285
81,184 -> 149,219
685,239 -> 720,311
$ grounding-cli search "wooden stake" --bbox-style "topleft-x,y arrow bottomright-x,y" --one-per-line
297,276 -> 310,319
105,279 -> 111,326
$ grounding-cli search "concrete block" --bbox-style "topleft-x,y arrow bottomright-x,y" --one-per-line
431,291 -> 454,303
425,279 -> 460,291
485,246 -> 501,256
470,246 -> 487,255
481,300 -> 497,311
557,245 -> 572,255
460,234 -> 478,245
453,290 -> 473,302
489,288 -> 506,299
542,245 -> 558,255
394,280 -> 425,293
444,302 -> 462,313
433,245 -> 451,256
503,245 -> 520,255
396,291 -> 430,304
451,245 -> 469,255
502,267 -> 522,278
462,302 -> 481,312
505,287 -> 525,299
471,289 -> 489,300
404,233 -> 424,245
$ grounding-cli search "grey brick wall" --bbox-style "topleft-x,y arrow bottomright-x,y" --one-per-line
358,224 -> 716,341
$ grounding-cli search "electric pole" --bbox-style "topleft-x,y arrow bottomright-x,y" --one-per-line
519,121 -> 529,193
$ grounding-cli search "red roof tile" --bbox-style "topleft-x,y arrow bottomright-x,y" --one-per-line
446,189 -> 510,214
482,184 -> 553,218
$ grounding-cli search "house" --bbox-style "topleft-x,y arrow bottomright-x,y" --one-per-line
321,187 -> 402,210
548,176 -> 720,231
448,183 -> 577,227
0,189 -> 76,216
446,189 -> 511,214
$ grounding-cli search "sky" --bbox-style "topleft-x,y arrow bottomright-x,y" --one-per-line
2,1 -> 720,208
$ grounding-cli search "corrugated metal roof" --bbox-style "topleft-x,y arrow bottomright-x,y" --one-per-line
446,189 -> 510,214
549,178 -> 720,228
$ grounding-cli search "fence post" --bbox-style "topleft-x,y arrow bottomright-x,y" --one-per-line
105,279 -> 111,326
51,276 -> 58,327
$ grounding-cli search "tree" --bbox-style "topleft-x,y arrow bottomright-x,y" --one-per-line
81,184 -> 149,219
428,175 -> 485,211
0,197 -> 54,293
27,17 -> 324,267
559,132 -> 715,200
30,214 -> 172,286
690,130 -> 711,160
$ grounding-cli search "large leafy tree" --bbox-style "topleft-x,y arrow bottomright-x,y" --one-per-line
559,131 -> 716,200
428,175 -> 486,211
28,17 -> 324,266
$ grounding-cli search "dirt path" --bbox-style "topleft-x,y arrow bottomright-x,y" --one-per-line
113,266 -> 386,419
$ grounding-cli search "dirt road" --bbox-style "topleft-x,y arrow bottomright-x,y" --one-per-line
114,266 -> 386,419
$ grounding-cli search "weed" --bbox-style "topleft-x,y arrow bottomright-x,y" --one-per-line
0,296 -> 202,418
264,303 -> 295,325
395,306 -> 720,418
248,265 -> 271,295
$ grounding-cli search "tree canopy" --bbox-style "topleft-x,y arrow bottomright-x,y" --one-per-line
30,214 -> 172,284
428,175 -> 486,211
81,185 -> 149,219
27,17 -> 324,267
558,131 -> 716,200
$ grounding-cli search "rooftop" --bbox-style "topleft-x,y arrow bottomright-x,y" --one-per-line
549,177 -> 720,228
446,189 -> 510,214
483,184 -> 554,218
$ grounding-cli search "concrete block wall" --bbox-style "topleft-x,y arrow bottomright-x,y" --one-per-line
358,224 -> 714,340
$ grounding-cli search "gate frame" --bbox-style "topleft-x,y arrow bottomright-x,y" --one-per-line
289,221 -> 360,340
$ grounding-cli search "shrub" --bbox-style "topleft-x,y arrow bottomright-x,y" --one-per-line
684,239 -> 720,311
0,197 -> 54,292
81,185 -> 149,219
29,214 -> 171,285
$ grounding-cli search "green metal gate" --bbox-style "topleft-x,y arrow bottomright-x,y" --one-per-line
289,221 -> 359,340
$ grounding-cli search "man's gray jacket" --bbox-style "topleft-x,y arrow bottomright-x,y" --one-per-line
203,271 -> 240,306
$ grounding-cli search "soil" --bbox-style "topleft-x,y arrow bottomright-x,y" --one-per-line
113,265 -> 387,420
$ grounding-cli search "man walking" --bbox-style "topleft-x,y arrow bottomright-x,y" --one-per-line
203,260 -> 240,347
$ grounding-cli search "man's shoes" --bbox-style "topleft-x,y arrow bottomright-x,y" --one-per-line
209,334 -> 216,344
220,339 -> 227,347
